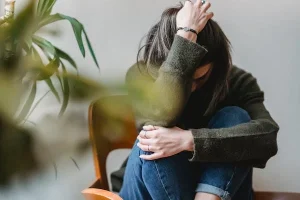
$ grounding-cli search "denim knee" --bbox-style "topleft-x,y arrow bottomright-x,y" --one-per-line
208,106 -> 251,129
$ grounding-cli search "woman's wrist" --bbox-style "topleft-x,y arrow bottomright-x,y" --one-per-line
176,30 -> 197,43
181,130 -> 195,152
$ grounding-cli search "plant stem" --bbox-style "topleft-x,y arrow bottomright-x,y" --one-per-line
0,0 -> 15,25
0,0 -> 16,72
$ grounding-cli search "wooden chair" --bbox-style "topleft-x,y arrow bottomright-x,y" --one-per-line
82,95 -> 300,200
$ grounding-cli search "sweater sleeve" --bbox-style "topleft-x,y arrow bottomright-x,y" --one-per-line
189,69 -> 279,168
126,35 -> 207,129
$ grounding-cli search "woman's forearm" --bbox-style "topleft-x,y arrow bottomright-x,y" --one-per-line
176,31 -> 197,43
127,35 -> 208,129
182,130 -> 195,152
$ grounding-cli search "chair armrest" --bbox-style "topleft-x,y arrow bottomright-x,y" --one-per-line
82,188 -> 122,200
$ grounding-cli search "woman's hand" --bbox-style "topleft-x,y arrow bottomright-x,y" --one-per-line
137,125 -> 194,160
177,0 -> 213,34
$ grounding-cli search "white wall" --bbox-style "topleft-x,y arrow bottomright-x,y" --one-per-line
1,0 -> 300,197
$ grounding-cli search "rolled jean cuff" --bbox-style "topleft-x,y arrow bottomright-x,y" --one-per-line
195,183 -> 231,200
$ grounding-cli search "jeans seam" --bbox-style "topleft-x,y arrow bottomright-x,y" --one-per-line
154,160 -> 172,200
224,166 -> 237,197
132,150 -> 140,179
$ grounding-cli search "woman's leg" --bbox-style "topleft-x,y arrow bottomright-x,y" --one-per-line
119,141 -> 197,200
120,106 -> 253,200
119,140 -> 152,200
195,106 -> 253,200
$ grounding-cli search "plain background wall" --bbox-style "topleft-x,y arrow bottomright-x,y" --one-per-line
1,0 -> 300,196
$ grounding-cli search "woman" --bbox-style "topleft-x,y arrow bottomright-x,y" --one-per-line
115,1 -> 279,200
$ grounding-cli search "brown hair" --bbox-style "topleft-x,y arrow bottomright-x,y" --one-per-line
137,3 -> 232,113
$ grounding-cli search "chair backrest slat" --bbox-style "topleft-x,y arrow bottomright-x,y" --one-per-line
88,95 -> 137,190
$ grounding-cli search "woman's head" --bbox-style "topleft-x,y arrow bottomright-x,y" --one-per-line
138,3 -> 232,111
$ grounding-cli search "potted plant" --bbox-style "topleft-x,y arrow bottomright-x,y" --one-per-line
0,0 -> 101,185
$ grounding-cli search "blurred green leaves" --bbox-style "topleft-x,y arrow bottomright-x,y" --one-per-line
17,83 -> 36,122
36,0 -> 57,18
0,0 -> 100,121
0,0 -> 108,186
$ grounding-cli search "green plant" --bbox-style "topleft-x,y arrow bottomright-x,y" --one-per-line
0,0 -> 99,122
0,0 -> 103,185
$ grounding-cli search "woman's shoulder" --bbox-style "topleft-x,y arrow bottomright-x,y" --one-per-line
230,65 -> 249,76
228,65 -> 262,93
229,65 -> 257,82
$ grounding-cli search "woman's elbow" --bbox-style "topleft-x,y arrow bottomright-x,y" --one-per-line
268,121 -> 279,157
263,130 -> 279,159
260,119 -> 279,158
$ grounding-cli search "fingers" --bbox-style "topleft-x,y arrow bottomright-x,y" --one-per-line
194,0 -> 204,7
142,125 -> 157,131
137,142 -> 153,152
139,126 -> 160,139
139,130 -> 148,139
184,0 -> 193,6
205,12 -> 214,20
139,130 -> 156,139
140,152 -> 164,160
201,2 -> 211,12
137,135 -> 151,145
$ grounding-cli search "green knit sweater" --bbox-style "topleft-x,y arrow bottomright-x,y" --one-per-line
111,34 -> 279,191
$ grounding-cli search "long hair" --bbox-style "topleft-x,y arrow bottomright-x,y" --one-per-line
137,3 -> 232,113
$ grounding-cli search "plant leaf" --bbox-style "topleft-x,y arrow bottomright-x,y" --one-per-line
37,13 -> 99,68
17,82 -> 37,122
59,14 -> 85,57
55,47 -> 77,69
83,29 -> 99,68
36,56 -> 60,80
56,73 -> 64,91
8,1 -> 35,41
31,36 -> 60,80
29,46 -> 59,81
32,45 -> 62,103
37,13 -> 62,29
37,0 -> 57,18
45,78 -> 60,102
31,46 -> 43,65
25,120 -> 37,126
32,35 -> 56,55
41,14 -> 85,57
23,90 -> 51,123
23,37 -> 33,53
59,62 -> 69,116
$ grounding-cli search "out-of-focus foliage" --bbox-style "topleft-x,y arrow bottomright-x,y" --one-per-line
0,0 -> 103,186
0,0 -> 99,121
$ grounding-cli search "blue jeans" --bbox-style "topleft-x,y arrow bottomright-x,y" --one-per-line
120,106 -> 253,200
